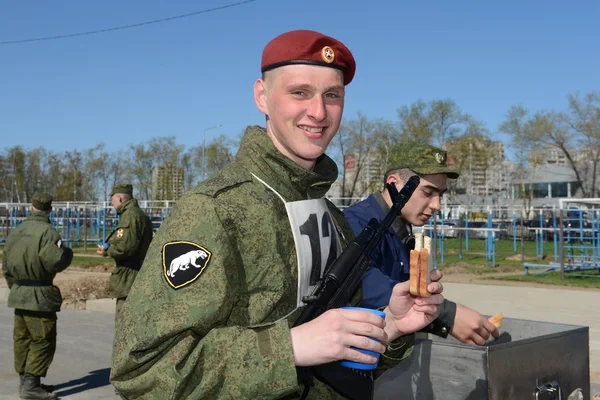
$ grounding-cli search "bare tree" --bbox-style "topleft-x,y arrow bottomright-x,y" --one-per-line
42,153 -> 68,201
5,146 -> 26,203
395,100 -> 434,143
395,99 -> 470,147
499,106 -> 540,217
83,144 -> 108,201
0,135 -> 237,202
0,153 -> 9,201
180,146 -> 202,192
429,99 -> 470,147
53,150 -> 88,201
204,134 -> 235,179
560,92 -> 600,197
180,134 -> 238,191
335,112 -> 390,203
516,92 -> 600,198
129,137 -> 184,199
23,148 -> 54,201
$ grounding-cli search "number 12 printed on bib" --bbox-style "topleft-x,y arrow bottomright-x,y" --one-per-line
286,199 -> 342,307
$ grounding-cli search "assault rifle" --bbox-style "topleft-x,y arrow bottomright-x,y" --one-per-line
295,175 -> 421,400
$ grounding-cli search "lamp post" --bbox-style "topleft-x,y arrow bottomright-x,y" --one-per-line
201,124 -> 223,181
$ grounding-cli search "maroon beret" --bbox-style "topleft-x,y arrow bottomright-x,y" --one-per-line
261,30 -> 356,85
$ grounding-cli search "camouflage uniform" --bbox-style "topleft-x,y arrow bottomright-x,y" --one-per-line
384,141 -> 459,179
3,193 -> 73,399
110,126 -> 412,399
102,195 -> 153,320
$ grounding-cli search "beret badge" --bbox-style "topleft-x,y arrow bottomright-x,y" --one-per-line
321,46 -> 335,63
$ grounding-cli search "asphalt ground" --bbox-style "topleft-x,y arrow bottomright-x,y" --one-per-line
0,305 -> 118,400
1,282 -> 598,399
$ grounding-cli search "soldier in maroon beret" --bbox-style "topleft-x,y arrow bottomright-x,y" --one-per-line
111,29 -> 444,400
254,29 -> 356,170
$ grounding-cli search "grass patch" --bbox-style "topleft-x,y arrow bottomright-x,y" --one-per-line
72,248 -> 104,256
489,270 -> 600,289
437,238 -> 555,269
1,244 -> 110,265
70,256 -> 113,269
70,242 -> 103,249
440,253 -> 533,269
439,260 -> 522,275
441,238 -> 553,259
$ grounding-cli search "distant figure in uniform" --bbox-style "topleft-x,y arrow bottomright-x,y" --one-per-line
2,192 -> 73,399
110,30 -> 445,399
97,184 -> 153,321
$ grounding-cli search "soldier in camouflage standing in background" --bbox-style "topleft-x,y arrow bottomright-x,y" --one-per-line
3,192 -> 73,399
97,183 -> 153,321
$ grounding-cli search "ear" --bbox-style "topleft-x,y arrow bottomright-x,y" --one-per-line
385,175 -> 397,186
253,78 -> 268,115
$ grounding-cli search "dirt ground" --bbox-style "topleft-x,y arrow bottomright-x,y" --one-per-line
0,264 -> 113,309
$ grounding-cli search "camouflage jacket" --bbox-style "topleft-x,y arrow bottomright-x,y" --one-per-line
105,198 -> 153,298
2,212 -> 73,312
110,126 -> 411,400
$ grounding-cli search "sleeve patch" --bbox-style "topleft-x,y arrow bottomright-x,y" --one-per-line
162,241 -> 212,289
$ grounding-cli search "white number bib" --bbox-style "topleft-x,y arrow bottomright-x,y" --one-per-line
250,173 -> 343,309
286,199 -> 342,307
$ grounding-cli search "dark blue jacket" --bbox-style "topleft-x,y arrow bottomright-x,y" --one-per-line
343,194 -> 409,308
344,193 -> 456,337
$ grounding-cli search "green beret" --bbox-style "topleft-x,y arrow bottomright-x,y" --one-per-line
32,192 -> 53,211
386,141 -> 459,179
110,183 -> 133,197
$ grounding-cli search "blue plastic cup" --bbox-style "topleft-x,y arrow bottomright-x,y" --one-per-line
339,306 -> 386,370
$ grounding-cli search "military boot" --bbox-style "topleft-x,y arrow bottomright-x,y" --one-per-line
19,374 -> 54,396
20,374 -> 57,400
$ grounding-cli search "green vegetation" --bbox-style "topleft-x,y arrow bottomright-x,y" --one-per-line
0,246 -> 112,269
490,271 -> 600,289
438,238 -> 600,288
438,238 -> 551,268
70,256 -> 113,269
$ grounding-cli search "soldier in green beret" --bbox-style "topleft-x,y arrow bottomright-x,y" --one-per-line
2,192 -> 73,399
110,30 -> 445,399
97,183 -> 153,322
344,141 -> 499,346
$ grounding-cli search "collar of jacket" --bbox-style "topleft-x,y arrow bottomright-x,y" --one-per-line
236,125 -> 338,201
116,198 -> 138,215
27,211 -> 50,223
373,191 -> 412,241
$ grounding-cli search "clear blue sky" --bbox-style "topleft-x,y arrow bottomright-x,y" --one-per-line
2,0 -> 598,157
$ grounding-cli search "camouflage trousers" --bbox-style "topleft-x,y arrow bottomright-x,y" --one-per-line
13,309 -> 57,377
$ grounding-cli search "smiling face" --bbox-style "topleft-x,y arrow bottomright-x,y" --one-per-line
387,172 -> 448,226
253,64 -> 345,170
